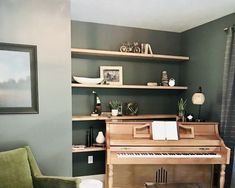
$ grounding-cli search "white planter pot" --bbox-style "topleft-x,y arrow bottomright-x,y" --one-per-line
96,131 -> 105,144
111,109 -> 118,116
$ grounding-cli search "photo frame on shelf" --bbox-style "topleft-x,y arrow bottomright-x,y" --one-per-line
100,66 -> 123,85
0,42 -> 38,114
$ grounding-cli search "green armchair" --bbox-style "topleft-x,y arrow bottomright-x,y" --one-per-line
0,146 -> 81,188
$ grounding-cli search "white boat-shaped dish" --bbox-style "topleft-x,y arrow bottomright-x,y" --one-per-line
73,76 -> 103,84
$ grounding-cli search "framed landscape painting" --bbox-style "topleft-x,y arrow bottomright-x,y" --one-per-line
0,42 -> 38,114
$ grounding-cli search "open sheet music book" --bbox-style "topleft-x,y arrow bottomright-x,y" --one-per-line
152,121 -> 178,140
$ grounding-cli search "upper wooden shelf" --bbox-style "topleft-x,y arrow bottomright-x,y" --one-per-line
72,114 -> 177,121
71,48 -> 189,61
71,83 -> 188,90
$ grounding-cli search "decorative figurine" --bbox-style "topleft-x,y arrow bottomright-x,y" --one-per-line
168,78 -> 175,87
120,42 -> 141,53
186,114 -> 194,122
120,42 -> 153,54
161,71 -> 169,86
91,91 -> 102,116
123,102 -> 139,115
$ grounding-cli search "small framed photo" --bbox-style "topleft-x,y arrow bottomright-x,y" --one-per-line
100,66 -> 123,85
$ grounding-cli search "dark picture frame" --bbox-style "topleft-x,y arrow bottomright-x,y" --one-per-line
100,66 -> 123,85
0,42 -> 38,114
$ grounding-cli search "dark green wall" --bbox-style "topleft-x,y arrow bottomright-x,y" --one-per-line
71,21 -> 186,115
71,21 -> 182,54
0,0 -> 72,176
181,13 -> 235,188
181,13 -> 235,121
71,14 -> 235,178
73,120 -> 106,176
71,21 -> 187,176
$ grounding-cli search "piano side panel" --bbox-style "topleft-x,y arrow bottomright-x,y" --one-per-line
221,146 -> 231,164
106,122 -> 110,148
112,165 -> 213,188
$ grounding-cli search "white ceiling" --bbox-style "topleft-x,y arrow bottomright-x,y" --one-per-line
71,0 -> 235,32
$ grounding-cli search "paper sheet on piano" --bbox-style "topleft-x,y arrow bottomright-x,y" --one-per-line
152,121 -> 178,140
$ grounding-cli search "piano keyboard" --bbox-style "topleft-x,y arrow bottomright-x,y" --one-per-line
117,152 -> 221,158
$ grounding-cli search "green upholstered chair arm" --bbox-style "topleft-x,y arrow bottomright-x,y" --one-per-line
33,175 -> 81,188
25,146 -> 42,177
25,146 -> 81,188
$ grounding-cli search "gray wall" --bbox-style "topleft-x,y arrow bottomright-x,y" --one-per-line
0,0 -> 72,176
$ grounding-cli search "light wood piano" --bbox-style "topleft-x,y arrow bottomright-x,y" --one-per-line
106,120 -> 230,188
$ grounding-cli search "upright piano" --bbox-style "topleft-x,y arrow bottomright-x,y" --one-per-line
106,120 -> 230,188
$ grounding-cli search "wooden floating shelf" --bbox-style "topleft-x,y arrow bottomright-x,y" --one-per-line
71,83 -> 188,90
72,146 -> 105,153
72,114 -> 177,121
71,48 -> 189,61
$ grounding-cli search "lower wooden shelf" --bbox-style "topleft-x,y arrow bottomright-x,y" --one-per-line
72,146 -> 106,153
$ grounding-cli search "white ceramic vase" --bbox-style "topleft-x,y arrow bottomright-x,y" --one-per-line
96,131 -> 105,144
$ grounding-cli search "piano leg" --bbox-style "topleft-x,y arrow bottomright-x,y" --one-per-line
219,164 -> 226,188
108,164 -> 113,188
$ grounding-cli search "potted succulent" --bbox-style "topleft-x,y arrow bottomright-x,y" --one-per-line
178,98 -> 187,117
109,100 -> 121,116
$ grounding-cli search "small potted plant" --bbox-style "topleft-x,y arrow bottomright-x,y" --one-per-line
109,100 -> 121,116
178,98 -> 187,117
